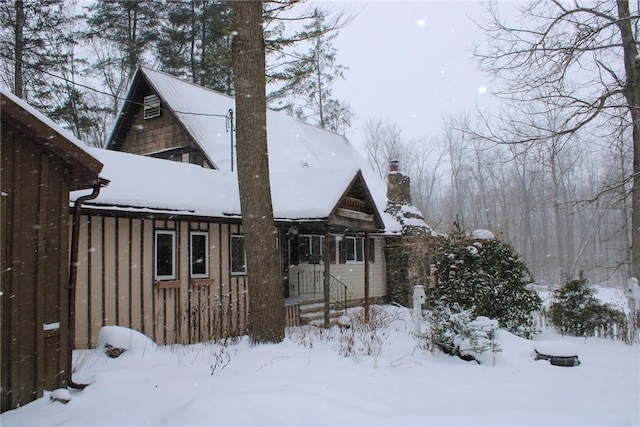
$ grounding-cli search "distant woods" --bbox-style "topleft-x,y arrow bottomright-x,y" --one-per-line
0,0 -> 352,146
364,0 -> 637,287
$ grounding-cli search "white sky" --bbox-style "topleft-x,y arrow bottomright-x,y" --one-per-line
323,1 -> 519,146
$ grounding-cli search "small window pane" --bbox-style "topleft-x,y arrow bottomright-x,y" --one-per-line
155,231 -> 176,280
299,236 -> 310,263
190,232 -> 208,278
346,237 -> 355,261
356,237 -> 364,262
231,235 -> 246,274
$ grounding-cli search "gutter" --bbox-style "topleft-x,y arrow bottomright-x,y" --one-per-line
67,178 -> 109,390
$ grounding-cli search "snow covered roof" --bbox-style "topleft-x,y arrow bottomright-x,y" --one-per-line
1,88 -> 103,190
76,147 -> 370,223
96,67 -> 406,232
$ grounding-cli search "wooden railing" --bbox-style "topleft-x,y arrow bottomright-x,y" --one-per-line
296,270 -> 348,313
339,196 -> 367,213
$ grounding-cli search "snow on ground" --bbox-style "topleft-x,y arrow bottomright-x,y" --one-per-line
2,306 -> 638,426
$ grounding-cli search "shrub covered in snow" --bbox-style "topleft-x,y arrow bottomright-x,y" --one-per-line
427,304 -> 500,363
548,274 -> 625,336
431,224 -> 541,338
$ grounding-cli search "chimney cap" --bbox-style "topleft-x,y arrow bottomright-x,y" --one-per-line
389,160 -> 399,172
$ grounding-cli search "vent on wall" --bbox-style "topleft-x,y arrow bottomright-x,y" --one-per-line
143,94 -> 161,119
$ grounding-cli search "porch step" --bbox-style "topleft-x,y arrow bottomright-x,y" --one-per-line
297,298 -> 345,326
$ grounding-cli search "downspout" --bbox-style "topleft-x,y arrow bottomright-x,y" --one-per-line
67,178 -> 109,389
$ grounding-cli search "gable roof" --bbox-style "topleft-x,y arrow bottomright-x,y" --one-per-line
100,67 -> 408,232
76,147 -> 366,223
1,89 -> 103,190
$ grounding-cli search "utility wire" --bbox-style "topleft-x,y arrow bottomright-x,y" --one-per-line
1,53 -> 230,119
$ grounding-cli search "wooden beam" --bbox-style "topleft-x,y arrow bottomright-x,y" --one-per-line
323,225 -> 331,328
364,231 -> 370,323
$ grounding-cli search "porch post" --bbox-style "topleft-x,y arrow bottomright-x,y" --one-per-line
323,225 -> 331,327
364,231 -> 370,323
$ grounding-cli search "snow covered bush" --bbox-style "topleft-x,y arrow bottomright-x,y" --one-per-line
549,274 -> 625,337
431,224 -> 541,338
427,304 -> 500,363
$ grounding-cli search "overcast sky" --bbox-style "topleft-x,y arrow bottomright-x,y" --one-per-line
322,1 -> 518,147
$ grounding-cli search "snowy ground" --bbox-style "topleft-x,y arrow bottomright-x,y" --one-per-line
2,305 -> 639,427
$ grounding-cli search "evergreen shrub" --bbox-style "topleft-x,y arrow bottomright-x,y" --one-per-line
430,224 -> 542,338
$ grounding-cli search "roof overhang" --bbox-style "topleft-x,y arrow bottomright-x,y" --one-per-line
1,91 -> 103,190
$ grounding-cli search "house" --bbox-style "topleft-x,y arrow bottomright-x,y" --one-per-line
70,67 -> 432,348
1,89 -> 104,412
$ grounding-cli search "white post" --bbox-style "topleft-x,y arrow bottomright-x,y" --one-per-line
412,285 -> 426,334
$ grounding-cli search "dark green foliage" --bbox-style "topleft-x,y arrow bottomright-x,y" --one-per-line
156,1 -> 233,94
549,274 -> 625,336
267,7 -> 352,133
428,304 -> 500,363
431,224 -> 542,338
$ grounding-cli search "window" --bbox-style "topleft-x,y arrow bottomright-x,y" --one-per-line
144,94 -> 161,119
299,235 -> 323,263
190,231 -> 209,278
231,235 -> 246,275
155,230 -> 176,280
345,236 -> 365,263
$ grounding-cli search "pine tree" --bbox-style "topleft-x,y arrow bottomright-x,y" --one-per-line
267,7 -> 352,133
156,1 -> 233,94
84,0 -> 159,114
0,0 -> 68,99
431,224 -> 542,338
549,274 -> 624,336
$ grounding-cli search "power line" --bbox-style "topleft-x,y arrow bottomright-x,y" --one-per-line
1,53 -> 230,119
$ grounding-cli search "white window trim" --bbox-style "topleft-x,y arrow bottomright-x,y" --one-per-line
190,231 -> 209,279
345,236 -> 365,264
155,230 -> 177,280
230,234 -> 247,275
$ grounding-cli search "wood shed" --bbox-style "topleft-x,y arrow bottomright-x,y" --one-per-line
1,90 -> 103,412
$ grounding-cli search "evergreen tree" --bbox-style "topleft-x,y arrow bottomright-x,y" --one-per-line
156,1 -> 233,94
549,274 -> 624,336
0,0 -> 68,99
84,0 -> 158,114
267,7 -> 352,133
431,224 -> 542,338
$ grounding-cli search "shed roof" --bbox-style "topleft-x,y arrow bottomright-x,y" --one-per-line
1,89 -> 103,190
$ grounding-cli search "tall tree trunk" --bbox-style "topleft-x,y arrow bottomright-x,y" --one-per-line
232,1 -> 285,344
616,0 -> 640,279
14,0 -> 24,98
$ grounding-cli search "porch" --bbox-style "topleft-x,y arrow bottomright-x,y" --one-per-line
284,270 -> 349,326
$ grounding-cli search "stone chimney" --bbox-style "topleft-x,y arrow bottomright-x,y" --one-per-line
386,160 -> 412,205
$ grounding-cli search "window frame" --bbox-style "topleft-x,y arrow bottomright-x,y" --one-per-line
189,231 -> 209,279
230,234 -> 247,275
345,236 -> 365,263
299,234 -> 324,264
155,230 -> 177,280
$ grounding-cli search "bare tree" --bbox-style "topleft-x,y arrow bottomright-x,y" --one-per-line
475,0 -> 640,279
232,1 -> 285,344
363,117 -> 406,179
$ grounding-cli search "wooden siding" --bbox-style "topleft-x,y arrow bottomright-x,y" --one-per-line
288,237 -> 386,301
1,128 -> 72,411
119,100 -> 194,157
74,215 -> 249,348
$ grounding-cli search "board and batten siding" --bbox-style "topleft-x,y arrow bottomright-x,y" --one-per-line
1,129 -> 72,410
73,214 -> 248,348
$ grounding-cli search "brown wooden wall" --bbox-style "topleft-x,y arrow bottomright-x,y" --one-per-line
74,214 -> 249,348
1,127 -> 72,411
119,100 -> 192,156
